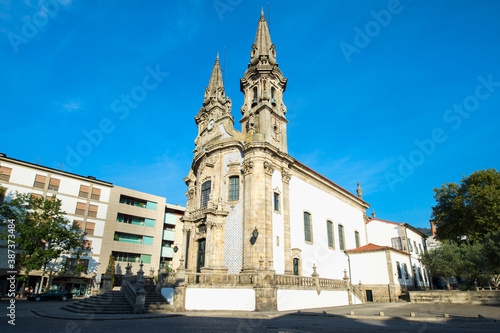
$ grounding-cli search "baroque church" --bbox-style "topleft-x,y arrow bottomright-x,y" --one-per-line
168,10 -> 429,311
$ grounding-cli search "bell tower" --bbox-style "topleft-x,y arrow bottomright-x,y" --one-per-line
240,9 -> 288,153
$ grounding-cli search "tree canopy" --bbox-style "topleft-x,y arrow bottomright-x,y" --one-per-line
0,192 -> 85,290
432,169 -> 500,242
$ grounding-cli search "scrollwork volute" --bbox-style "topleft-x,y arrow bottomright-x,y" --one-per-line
242,161 -> 254,175
282,168 -> 292,184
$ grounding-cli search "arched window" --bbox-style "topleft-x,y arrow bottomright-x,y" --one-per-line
228,176 -> 239,201
252,87 -> 258,105
354,231 -> 360,248
338,224 -> 345,250
304,211 -> 312,243
293,258 -> 299,276
200,181 -> 211,208
326,220 -> 334,249
271,87 -> 276,104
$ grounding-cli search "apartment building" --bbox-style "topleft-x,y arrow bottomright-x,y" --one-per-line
0,153 -> 184,296
99,186 -> 184,282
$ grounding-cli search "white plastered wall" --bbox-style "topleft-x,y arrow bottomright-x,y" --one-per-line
185,288 -> 255,311
277,290 -> 349,311
288,176 -> 366,279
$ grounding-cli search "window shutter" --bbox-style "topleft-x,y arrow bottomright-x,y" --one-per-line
48,178 -> 60,191
34,174 -> 47,189
88,204 -> 98,218
76,202 -> 87,215
91,187 -> 101,200
85,222 -> 95,235
73,220 -> 84,230
82,240 -> 92,251
79,185 -> 89,198
0,166 -> 12,181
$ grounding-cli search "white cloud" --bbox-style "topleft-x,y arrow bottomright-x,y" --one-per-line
55,100 -> 84,112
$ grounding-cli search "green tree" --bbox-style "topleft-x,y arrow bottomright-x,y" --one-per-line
483,233 -> 500,288
106,254 -> 116,289
0,192 -> 85,293
420,241 -> 461,290
432,169 -> 500,242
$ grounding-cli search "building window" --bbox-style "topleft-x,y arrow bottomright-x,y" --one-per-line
391,237 -> 402,250
408,239 -> 413,252
418,267 -> 423,281
228,176 -> 239,201
396,261 -> 402,279
200,181 -> 211,208
303,211 -> 312,243
293,258 -> 299,276
326,220 -> 334,249
414,241 -> 418,254
338,224 -> 345,251
73,220 -> 83,231
113,251 -> 141,263
91,187 -> 101,201
75,202 -> 86,216
354,231 -> 360,248
85,222 -> 95,236
33,174 -> 47,189
403,263 -> 409,279
0,166 -> 12,182
88,204 -> 98,218
273,192 -> 280,212
79,185 -> 89,198
252,87 -> 258,105
48,178 -> 60,191
419,243 -> 423,254
82,240 -> 92,251
119,195 -> 148,208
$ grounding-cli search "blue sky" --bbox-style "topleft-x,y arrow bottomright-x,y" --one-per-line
1,0 -> 499,229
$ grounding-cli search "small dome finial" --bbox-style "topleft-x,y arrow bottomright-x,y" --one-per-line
261,7 -> 265,18
372,209 -> 376,218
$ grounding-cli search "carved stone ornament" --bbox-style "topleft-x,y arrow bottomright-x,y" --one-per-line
242,161 -> 254,175
281,168 -> 292,184
264,161 -> 274,175
271,117 -> 281,142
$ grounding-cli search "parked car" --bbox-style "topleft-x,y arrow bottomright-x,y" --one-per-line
27,289 -> 73,302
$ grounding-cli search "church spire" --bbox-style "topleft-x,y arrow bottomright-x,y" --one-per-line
249,8 -> 276,67
204,53 -> 225,106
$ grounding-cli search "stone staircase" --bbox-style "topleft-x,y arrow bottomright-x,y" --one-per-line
62,286 -> 171,314
144,285 -> 173,312
62,290 -> 133,314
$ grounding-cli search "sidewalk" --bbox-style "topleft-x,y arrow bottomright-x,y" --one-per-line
29,300 -> 500,322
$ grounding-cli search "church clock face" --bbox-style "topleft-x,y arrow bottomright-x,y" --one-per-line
207,119 -> 214,130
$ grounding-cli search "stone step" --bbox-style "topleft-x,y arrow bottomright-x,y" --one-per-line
61,305 -> 134,314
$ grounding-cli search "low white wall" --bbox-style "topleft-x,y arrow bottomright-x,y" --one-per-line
277,290 -> 349,311
351,293 -> 362,305
161,287 -> 174,304
185,288 -> 255,311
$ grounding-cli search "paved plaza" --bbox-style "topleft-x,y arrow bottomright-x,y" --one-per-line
1,298 -> 499,332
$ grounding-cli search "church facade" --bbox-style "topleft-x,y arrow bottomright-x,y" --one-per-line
168,11 -> 427,311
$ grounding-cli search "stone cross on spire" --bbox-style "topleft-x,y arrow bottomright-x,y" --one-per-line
249,8 -> 276,67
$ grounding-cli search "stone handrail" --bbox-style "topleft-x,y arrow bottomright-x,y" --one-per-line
121,279 -> 137,306
185,272 -> 256,286
275,274 -> 346,290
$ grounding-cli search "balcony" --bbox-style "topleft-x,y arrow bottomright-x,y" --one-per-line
162,230 -> 175,242
161,247 -> 174,258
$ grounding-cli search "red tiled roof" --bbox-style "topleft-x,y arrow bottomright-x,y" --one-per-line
366,218 -> 401,225
346,243 -> 409,256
